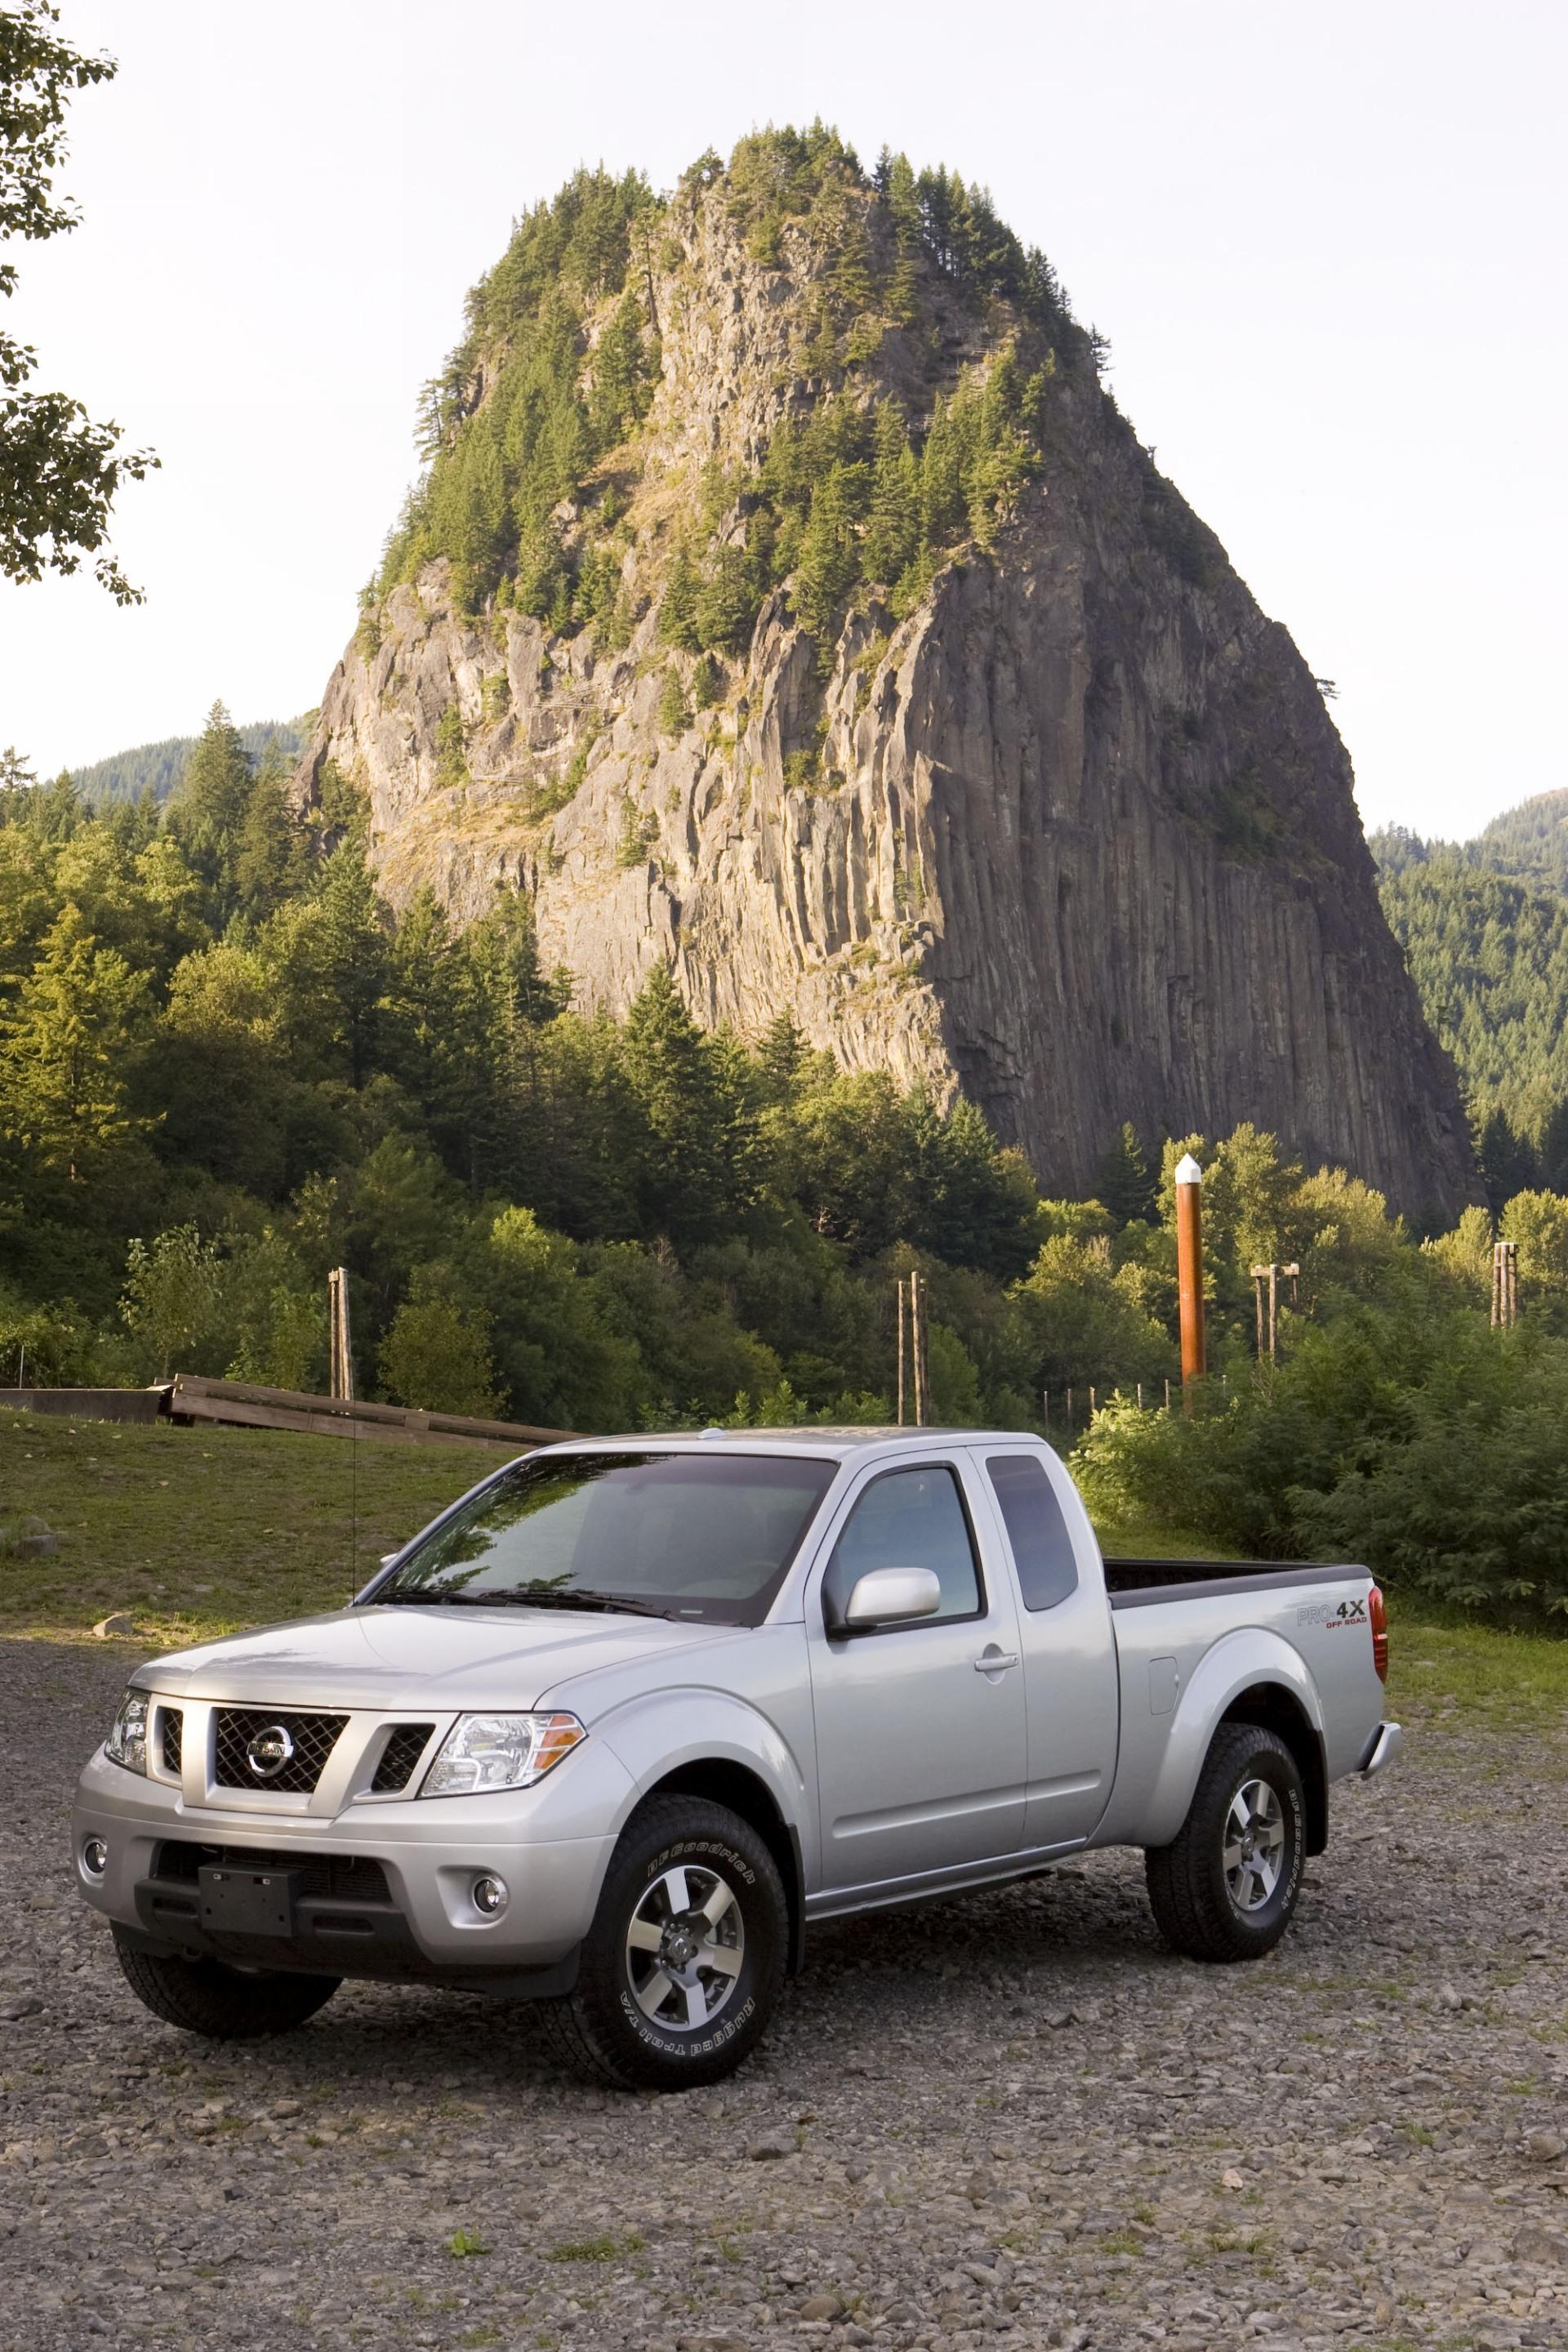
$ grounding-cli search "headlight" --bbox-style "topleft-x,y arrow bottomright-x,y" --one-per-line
105,1689 -> 149,1774
420,1712 -> 585,1798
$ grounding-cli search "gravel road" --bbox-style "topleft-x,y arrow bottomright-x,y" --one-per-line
2,1638 -> 1565,2352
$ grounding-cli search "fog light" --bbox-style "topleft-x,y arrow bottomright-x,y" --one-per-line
471,1873 -> 508,1918
82,1838 -> 108,1877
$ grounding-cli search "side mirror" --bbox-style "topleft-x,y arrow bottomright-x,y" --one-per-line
842,1566 -> 942,1632
381,1552 -> 399,1569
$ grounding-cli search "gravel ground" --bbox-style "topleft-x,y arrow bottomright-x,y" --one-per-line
2,1640 -> 1566,2352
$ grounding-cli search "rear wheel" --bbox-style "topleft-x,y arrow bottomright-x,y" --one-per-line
541,1796 -> 786,2091
1145,1723 -> 1306,1962
112,1928 -> 340,2038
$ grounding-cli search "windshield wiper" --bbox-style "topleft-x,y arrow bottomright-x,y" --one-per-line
373,1585 -> 675,1619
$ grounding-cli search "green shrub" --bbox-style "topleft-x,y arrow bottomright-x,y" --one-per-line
377,1269 -> 500,1419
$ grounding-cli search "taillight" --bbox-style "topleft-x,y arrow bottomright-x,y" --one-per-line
1368,1584 -> 1388,1683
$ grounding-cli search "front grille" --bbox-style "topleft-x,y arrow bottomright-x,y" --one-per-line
154,1842 -> 391,1904
372,1722 -> 435,1793
213,1708 -> 347,1795
161,1709 -> 183,1775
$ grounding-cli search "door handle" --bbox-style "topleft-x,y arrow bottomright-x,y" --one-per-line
973,1648 -> 1020,1673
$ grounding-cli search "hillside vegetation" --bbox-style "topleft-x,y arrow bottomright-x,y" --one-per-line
1374,801 -> 1568,1194
7,707 -> 1568,1623
67,718 -> 306,806
374,131 -> 1108,643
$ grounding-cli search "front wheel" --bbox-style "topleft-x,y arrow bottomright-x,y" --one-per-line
540,1796 -> 787,2091
1145,1723 -> 1306,1962
112,1927 -> 341,2037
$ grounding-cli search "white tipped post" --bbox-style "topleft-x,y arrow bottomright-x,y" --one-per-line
1174,1155 -> 1205,1395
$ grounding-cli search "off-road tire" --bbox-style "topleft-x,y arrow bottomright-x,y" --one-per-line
540,1796 -> 787,2091
112,1927 -> 341,2038
1145,1723 -> 1306,1962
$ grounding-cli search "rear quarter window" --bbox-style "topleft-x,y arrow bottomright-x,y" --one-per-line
986,1454 -> 1079,1612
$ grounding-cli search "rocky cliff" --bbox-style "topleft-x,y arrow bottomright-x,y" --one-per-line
294,133 -> 1474,1217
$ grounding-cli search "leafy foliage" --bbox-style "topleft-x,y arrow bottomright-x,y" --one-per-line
0,1 -> 156,598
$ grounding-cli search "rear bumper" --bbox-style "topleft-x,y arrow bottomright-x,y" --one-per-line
1357,1721 -> 1403,1778
72,1743 -> 623,1988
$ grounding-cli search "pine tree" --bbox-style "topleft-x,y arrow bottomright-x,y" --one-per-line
657,666 -> 691,736
620,964 -> 753,1245
660,541 -> 702,650
792,461 -> 869,638
757,1010 -> 808,1102
695,546 -> 763,656
862,402 -> 920,587
588,289 -> 653,448
0,904 -> 153,1184
1539,1098 -> 1568,1196
167,702 -> 252,910
233,741 -> 305,917
1476,1107 -> 1539,1214
1094,1122 -> 1159,1226
304,849 -> 390,1088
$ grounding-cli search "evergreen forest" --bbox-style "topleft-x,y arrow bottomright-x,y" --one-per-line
1373,795 -> 1568,1196
9,710 -> 1568,1622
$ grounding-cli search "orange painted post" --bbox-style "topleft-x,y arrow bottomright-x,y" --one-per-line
1174,1153 -> 1205,1399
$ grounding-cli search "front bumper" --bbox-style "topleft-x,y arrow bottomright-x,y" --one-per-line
73,1733 -> 630,1989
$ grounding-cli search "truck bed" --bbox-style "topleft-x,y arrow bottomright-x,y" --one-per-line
1102,1557 -> 1368,1607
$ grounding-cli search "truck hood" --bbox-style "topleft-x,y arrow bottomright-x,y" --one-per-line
133,1604 -> 736,1713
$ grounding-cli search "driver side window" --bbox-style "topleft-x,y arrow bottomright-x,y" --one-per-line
822,1465 -> 982,1628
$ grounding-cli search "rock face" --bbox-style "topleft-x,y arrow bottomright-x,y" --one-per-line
295,147 -> 1474,1217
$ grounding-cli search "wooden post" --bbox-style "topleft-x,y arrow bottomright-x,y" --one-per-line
1164,1378 -> 1171,1411
1041,1388 -> 1049,1437
1089,1384 -> 1097,1419
1492,1240 -> 1518,1330
896,1276 -> 906,1426
911,1270 -> 929,1428
1136,1382 -> 1143,1410
1250,1260 -> 1302,1359
328,1267 -> 355,1403
1174,1153 -> 1205,1398
1066,1384 -> 1073,1432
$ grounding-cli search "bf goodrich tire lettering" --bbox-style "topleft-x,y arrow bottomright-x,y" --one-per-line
541,1796 -> 786,2091
1145,1724 -> 1306,1963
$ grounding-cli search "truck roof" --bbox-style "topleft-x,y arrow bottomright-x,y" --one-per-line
535,1427 -> 1045,1459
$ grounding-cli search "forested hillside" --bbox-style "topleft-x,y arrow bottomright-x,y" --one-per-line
8,706 -> 1568,1619
1374,802 -> 1568,1200
0,705 -> 1145,1430
68,718 -> 305,805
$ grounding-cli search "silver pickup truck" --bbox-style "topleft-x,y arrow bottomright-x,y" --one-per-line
74,1428 -> 1401,2090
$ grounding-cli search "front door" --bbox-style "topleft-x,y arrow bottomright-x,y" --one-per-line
807,1458 -> 1027,1895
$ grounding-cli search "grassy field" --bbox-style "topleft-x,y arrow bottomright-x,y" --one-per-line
0,1407 -> 505,1648
1,1410 -> 1564,1720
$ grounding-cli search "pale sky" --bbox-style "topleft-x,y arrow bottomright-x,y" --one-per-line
2,0 -> 1562,841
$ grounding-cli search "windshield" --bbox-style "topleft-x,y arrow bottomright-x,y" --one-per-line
370,1450 -> 838,1627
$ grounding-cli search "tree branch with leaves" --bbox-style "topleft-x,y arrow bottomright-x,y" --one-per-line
0,0 -> 157,600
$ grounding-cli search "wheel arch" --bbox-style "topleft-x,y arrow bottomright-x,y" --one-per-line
1222,1682 -> 1329,1855
1136,1628 -> 1328,1851
637,1758 -> 806,1974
